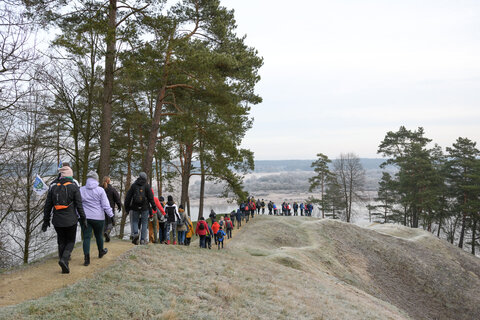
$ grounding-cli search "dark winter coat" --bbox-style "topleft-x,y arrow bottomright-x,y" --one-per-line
164,201 -> 178,223
104,183 -> 121,211
124,176 -> 156,212
43,177 -> 86,227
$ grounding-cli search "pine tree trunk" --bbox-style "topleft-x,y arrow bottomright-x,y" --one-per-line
471,219 -> 476,255
119,126 -> 132,239
458,212 -> 466,249
98,0 -> 117,179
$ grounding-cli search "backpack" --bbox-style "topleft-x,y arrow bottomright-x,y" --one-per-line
52,180 -> 73,211
132,185 -> 146,209
219,220 -> 224,227
175,211 -> 184,226
199,221 -> 205,230
226,220 -> 233,230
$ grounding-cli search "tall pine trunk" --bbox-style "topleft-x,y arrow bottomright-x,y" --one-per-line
98,0 -> 117,179
119,125 -> 132,239
471,219 -> 477,255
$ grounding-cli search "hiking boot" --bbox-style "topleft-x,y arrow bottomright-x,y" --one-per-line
99,248 -> 108,258
140,239 -> 146,245
104,232 -> 110,242
173,241 -> 176,245
84,254 -> 90,266
132,234 -> 139,245
59,259 -> 70,274
167,240 -> 170,245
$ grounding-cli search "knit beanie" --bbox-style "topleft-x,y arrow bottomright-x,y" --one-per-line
58,166 -> 73,178
139,172 -> 147,180
86,170 -> 99,181
167,195 -> 173,202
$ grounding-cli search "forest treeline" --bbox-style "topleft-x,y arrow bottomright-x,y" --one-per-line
308,127 -> 480,255
0,0 -> 262,266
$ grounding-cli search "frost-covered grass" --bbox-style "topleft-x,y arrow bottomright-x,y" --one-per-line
1,216 -> 479,320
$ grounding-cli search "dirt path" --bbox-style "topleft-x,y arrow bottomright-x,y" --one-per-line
0,239 -> 134,307
0,215 -> 250,308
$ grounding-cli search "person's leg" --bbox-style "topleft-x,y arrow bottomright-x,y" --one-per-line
131,211 -> 140,244
172,223 -> 177,244
153,215 -> 158,243
82,220 -> 93,255
140,210 -> 149,244
199,235 -> 205,248
90,220 -> 105,254
62,224 -> 77,261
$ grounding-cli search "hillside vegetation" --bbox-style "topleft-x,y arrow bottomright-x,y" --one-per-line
1,216 -> 479,320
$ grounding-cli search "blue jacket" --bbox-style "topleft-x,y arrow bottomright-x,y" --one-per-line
217,229 -> 226,242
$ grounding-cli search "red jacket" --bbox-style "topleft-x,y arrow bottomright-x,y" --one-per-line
151,189 -> 165,216
195,220 -> 209,236
212,221 -> 220,234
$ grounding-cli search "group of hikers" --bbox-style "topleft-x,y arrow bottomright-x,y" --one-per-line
235,198 -> 315,217
42,163 -> 315,274
41,164 -> 241,274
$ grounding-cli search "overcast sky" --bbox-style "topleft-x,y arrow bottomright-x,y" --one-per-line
221,0 -> 480,160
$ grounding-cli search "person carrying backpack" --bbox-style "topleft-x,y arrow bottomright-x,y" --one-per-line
42,166 -> 87,274
157,196 -> 167,243
80,171 -> 114,266
101,176 -> 122,242
149,190 -> 165,243
176,205 -> 188,245
236,208 -> 242,229
184,215 -> 194,246
195,217 -> 209,248
164,195 -> 179,245
217,226 -> 226,250
209,209 -> 216,222
212,220 -> 220,245
225,215 -> 233,239
124,172 -> 157,245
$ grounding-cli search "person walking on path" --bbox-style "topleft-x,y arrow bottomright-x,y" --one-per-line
42,166 -> 87,274
157,196 -> 167,243
212,220 -> 220,245
184,215 -> 194,246
300,203 -> 305,216
236,208 -> 242,229
164,195 -> 179,245
217,226 -> 226,250
176,205 -> 188,245
293,202 -> 299,216
80,171 -> 114,266
101,176 -> 121,242
124,172 -> 157,245
149,190 -> 165,243
225,215 -> 234,239
209,209 -> 217,222
195,217 -> 209,248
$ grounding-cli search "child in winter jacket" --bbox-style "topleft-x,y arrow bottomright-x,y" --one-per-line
217,226 -> 226,250
185,216 -> 194,246
212,220 -> 220,245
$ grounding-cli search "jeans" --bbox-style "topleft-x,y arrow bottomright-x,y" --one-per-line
236,219 -> 241,228
177,230 -> 186,244
82,219 -> 105,255
166,222 -> 176,241
227,229 -> 232,238
132,210 -> 149,241
158,222 -> 166,243
199,235 -> 206,248
55,224 -> 77,261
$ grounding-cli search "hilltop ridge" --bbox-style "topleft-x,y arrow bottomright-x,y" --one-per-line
1,216 -> 479,320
